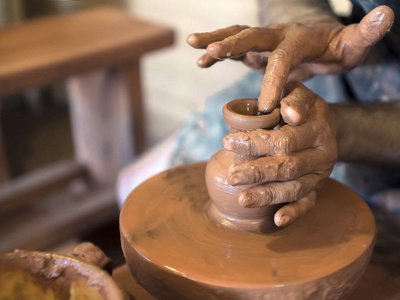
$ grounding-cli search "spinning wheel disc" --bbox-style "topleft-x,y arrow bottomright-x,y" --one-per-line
120,162 -> 375,299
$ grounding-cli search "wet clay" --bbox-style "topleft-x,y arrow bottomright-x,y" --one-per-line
0,249 -> 125,300
205,98 -> 281,232
187,6 -> 395,112
71,242 -> 113,275
120,162 -> 375,300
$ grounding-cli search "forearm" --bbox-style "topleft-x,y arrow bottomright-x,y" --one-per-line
257,0 -> 337,25
330,102 -> 400,167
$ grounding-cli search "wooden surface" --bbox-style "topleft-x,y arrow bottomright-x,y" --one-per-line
0,7 -> 174,251
0,160 -> 87,212
0,129 -> 9,182
0,6 -> 174,97
122,60 -> 147,154
0,185 -> 119,252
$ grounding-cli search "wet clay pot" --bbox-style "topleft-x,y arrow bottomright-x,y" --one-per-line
206,98 -> 281,233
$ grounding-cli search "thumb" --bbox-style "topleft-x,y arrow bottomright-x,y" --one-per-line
280,81 -> 315,125
353,5 -> 394,48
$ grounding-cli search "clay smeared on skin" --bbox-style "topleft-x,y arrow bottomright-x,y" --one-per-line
220,82 -> 339,228
204,98 -> 284,233
187,6 -> 394,112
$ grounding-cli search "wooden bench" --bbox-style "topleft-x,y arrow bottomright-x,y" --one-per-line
0,7 -> 174,251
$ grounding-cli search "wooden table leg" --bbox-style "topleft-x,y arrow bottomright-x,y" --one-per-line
0,122 -> 10,182
121,59 -> 147,155
67,67 -> 138,184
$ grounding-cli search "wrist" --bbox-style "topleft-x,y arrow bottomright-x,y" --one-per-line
327,103 -> 346,161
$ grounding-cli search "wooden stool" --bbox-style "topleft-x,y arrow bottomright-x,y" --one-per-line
0,7 -> 173,251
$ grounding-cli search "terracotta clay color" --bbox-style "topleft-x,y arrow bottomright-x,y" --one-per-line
120,162 -> 376,300
206,98 -> 281,232
0,248 -> 126,300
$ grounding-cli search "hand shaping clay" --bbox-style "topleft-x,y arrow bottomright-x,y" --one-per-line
205,98 -> 281,233
120,98 -> 376,300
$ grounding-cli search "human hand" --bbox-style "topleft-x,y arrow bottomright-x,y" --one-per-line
222,81 -> 337,227
187,6 -> 394,112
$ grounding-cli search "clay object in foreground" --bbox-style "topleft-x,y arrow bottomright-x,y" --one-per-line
206,98 -> 281,233
120,162 -> 376,300
0,247 -> 126,300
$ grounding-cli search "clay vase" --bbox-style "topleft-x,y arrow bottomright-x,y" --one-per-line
205,98 -> 281,233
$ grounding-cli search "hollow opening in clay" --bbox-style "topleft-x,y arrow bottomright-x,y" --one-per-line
226,98 -> 263,116
223,98 -> 281,132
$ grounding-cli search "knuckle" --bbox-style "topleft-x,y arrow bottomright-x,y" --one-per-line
282,158 -> 299,180
252,130 -> 270,155
274,132 -> 293,154
263,189 -> 275,205
292,180 -> 304,201
261,193 -> 273,206
231,24 -> 248,32
252,162 -> 264,182
271,48 -> 288,61
248,26 -> 263,35
257,159 -> 277,182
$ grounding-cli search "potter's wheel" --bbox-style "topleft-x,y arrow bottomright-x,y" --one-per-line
120,162 -> 376,299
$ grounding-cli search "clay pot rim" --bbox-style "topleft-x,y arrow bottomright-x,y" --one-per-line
0,249 -> 125,300
223,98 -> 281,131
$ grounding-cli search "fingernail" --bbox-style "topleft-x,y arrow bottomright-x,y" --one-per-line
239,193 -> 257,207
278,215 -> 290,227
207,43 -> 221,55
187,34 -> 195,43
222,136 -> 233,151
282,106 -> 301,125
197,58 -> 207,68
186,34 -> 199,47
260,103 -> 271,113
228,172 -> 243,186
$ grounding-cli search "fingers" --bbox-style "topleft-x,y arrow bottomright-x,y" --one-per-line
197,53 -> 218,68
281,81 -> 316,125
228,148 -> 333,186
274,191 -> 317,227
206,27 -> 282,59
258,40 -> 300,112
223,119 -> 319,157
237,173 -> 326,207
223,82 -> 330,157
187,25 -> 250,49
351,5 -> 394,49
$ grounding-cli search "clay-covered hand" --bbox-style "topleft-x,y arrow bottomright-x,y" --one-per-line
223,81 -> 337,227
187,6 -> 394,112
